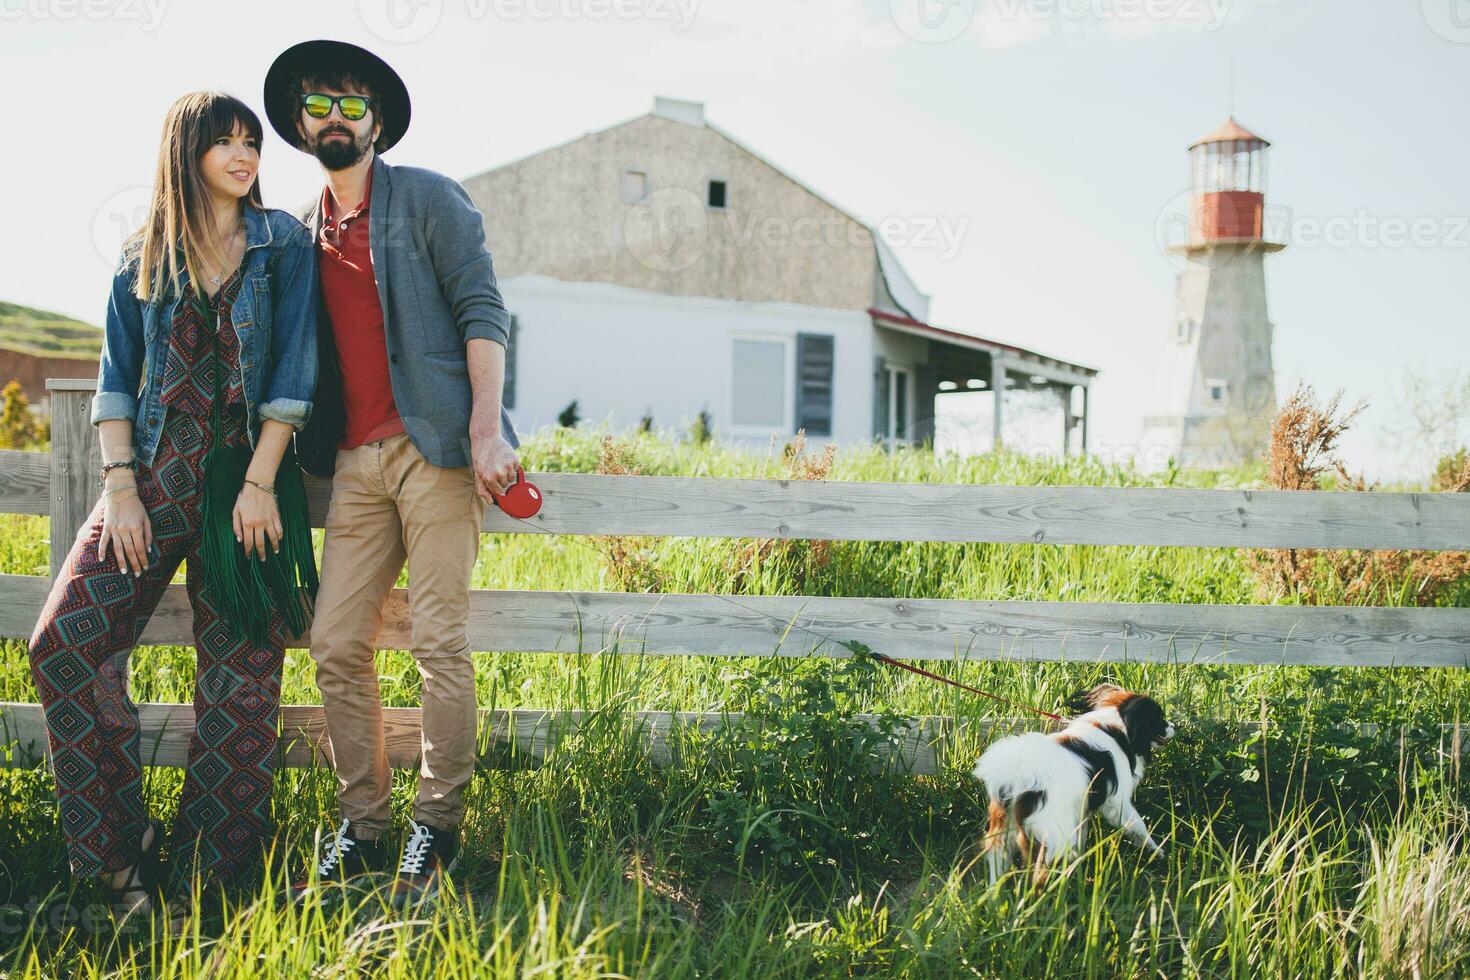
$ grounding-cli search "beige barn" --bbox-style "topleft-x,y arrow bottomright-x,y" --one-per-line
461,96 -> 1097,453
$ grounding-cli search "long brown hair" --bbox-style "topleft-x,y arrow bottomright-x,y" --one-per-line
127,91 -> 265,303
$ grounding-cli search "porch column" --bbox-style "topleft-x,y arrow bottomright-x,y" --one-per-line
1062,385 -> 1074,457
990,354 -> 1006,451
1080,385 -> 1090,454
913,363 -> 938,449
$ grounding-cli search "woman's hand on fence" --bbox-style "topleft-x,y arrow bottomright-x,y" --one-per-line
98,480 -> 153,577
233,484 -> 282,560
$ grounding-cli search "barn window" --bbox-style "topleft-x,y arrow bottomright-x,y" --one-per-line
732,338 -> 786,427
708,180 -> 727,209
622,170 -> 648,203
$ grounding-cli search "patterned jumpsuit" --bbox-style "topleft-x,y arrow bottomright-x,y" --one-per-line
27,268 -> 289,893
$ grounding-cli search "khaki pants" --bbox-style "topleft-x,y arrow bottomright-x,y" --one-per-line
308,431 -> 485,838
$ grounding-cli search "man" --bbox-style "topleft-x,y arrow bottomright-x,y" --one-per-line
263,39 -> 520,906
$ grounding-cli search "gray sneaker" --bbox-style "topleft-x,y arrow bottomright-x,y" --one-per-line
387,819 -> 461,907
288,819 -> 389,904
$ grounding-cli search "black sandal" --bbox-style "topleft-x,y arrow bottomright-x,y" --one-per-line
161,887 -> 191,936
106,817 -> 164,924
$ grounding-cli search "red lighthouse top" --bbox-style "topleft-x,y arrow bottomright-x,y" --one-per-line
1189,116 -> 1270,150
1180,116 -> 1283,250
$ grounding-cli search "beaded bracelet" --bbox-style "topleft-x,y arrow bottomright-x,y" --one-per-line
98,458 -> 137,487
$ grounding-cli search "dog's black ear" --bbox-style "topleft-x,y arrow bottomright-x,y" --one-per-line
1118,695 -> 1168,758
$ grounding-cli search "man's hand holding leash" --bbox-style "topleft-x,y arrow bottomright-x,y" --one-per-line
467,335 -> 519,501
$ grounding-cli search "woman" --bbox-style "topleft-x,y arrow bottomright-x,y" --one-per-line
26,91 -> 318,928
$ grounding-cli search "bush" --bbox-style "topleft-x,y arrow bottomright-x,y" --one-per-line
1432,447 -> 1470,492
0,380 -> 47,450
1243,383 -> 1470,606
689,408 -> 712,446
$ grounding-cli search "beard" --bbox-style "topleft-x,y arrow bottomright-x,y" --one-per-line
310,125 -> 374,170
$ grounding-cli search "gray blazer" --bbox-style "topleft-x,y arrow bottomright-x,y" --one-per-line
295,153 -> 519,477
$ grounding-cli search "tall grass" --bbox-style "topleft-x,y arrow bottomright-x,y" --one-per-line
2,424 -> 1467,977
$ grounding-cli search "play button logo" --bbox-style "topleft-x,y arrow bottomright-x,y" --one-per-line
1423,0 -> 1470,42
360,0 -> 443,43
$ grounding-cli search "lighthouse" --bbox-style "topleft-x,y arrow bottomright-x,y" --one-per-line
1140,117 -> 1285,471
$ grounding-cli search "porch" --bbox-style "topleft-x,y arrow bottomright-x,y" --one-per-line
868,308 -> 1099,456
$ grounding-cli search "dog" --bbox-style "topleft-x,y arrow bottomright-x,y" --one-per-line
973,683 -> 1174,884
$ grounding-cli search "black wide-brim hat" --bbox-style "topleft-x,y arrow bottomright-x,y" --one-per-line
264,39 -> 411,153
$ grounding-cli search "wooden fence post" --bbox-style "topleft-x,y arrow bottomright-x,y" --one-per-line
46,379 -> 101,581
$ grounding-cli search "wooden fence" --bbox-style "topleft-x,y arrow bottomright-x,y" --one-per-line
2,379 -> 1469,776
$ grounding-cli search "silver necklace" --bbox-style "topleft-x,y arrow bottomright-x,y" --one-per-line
208,227 -> 245,287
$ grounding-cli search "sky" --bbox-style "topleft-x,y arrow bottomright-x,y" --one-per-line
0,0 -> 1465,480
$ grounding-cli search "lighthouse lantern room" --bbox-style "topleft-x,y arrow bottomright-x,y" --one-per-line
1187,118 -> 1271,244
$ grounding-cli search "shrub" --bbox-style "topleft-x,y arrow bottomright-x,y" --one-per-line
591,435 -> 665,593
1431,448 -> 1470,492
0,380 -> 43,450
726,430 -> 835,595
689,408 -> 712,445
1243,382 -> 1470,605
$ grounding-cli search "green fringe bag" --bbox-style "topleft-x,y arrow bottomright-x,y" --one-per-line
192,289 -> 319,648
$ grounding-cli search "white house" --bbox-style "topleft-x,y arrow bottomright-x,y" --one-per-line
463,96 -> 1098,452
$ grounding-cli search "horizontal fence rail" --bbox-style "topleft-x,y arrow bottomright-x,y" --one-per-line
3,702 -> 1462,778
3,573 -> 1468,667
476,475 -> 1470,552
6,445 -> 1470,552
0,379 -> 1467,774
0,449 -> 48,516
0,701 -> 956,775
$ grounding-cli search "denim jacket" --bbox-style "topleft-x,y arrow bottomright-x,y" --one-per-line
92,205 -> 319,467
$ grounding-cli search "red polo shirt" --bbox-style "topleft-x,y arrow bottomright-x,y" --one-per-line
318,169 -> 405,448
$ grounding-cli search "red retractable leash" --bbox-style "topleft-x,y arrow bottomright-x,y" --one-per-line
486,466 -> 1063,722
488,464 -> 543,518
838,641 -> 1064,722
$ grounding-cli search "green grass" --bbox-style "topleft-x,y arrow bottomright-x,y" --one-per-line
2,424 -> 1468,977
0,301 -> 102,360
